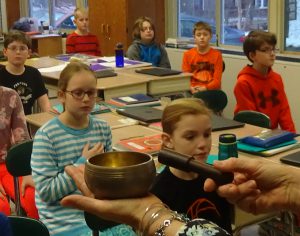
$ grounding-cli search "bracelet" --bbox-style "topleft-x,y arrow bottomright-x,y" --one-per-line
142,207 -> 170,235
138,202 -> 168,235
154,211 -> 189,236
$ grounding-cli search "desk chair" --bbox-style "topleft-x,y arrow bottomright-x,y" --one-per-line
84,211 -> 119,236
193,90 -> 228,115
5,140 -> 33,216
8,215 -> 49,236
233,110 -> 270,129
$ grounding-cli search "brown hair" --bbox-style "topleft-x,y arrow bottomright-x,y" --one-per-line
162,98 -> 211,136
74,7 -> 88,19
132,16 -> 155,40
193,21 -> 212,35
4,30 -> 31,49
58,62 -> 95,91
243,30 -> 277,62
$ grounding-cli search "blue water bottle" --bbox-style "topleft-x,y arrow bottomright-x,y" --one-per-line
115,43 -> 124,68
218,134 -> 238,161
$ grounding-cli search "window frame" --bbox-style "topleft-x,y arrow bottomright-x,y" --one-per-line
24,0 -> 87,31
166,0 -> 292,54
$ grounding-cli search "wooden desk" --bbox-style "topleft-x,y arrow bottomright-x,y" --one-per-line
30,34 -> 63,57
26,111 -> 139,132
111,125 -> 161,146
119,68 -> 191,96
41,70 -> 149,101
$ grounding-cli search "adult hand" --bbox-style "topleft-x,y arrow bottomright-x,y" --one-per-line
81,142 -> 104,160
204,157 -> 300,214
64,164 -> 93,198
21,175 -> 35,196
62,164 -> 162,229
61,193 -> 160,229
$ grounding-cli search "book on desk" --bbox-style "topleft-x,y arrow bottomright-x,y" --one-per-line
108,94 -> 160,107
116,106 -> 163,124
237,129 -> 299,156
113,134 -> 162,155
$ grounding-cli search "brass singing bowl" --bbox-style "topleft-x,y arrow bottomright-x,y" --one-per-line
84,151 -> 156,199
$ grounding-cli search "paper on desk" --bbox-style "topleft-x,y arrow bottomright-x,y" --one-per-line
38,63 -> 68,73
100,56 -> 116,62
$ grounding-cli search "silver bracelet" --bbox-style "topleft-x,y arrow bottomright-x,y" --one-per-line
154,212 -> 189,236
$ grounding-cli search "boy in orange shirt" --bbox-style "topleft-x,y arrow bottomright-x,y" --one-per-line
234,30 -> 295,132
182,22 -> 223,94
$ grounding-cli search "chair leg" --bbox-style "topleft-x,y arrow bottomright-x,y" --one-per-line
14,177 -> 22,216
92,230 -> 99,236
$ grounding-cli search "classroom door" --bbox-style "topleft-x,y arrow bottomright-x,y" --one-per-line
89,0 -> 127,56
89,0 -> 165,56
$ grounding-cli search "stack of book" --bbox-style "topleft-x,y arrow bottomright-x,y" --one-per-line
107,93 -> 160,107
237,129 -> 299,156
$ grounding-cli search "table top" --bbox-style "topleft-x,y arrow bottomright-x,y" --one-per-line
119,67 -> 192,81
26,111 -> 139,130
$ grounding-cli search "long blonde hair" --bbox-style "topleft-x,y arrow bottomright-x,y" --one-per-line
162,98 -> 211,136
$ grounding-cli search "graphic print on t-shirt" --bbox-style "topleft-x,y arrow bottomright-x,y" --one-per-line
191,61 -> 215,84
14,82 -> 33,105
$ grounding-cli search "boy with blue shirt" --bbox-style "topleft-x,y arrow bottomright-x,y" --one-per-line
126,16 -> 171,68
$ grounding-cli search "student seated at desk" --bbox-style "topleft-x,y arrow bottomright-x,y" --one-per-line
126,16 -> 171,68
0,86 -> 38,218
182,22 -> 223,94
234,30 -> 296,133
150,98 -> 232,233
0,30 -> 51,115
31,62 -> 135,236
66,7 -> 101,56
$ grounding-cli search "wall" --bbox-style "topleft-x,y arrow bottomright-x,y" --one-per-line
166,47 -> 300,132
5,0 -> 20,29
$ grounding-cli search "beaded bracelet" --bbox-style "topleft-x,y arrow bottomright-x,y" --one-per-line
154,212 -> 189,236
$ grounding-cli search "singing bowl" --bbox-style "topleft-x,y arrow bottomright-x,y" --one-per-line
84,151 -> 156,199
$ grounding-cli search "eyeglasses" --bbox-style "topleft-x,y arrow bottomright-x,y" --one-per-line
141,27 -> 153,32
257,48 -> 280,54
65,89 -> 97,100
7,46 -> 28,52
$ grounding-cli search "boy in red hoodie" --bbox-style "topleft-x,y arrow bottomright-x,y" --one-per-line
234,30 -> 295,132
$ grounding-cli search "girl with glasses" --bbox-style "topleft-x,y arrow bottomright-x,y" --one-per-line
31,62 -> 136,236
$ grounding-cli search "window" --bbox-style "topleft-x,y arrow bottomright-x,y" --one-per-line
221,0 -> 268,45
177,0 -> 269,46
284,0 -> 300,51
29,0 -> 82,31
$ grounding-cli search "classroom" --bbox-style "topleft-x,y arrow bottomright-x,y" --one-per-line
1,0 -> 300,236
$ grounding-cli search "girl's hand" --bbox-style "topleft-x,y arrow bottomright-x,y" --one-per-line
21,175 -> 35,197
0,183 -> 7,200
81,142 -> 104,160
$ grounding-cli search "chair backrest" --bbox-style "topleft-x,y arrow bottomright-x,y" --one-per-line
6,140 -> 33,216
8,216 -> 49,236
233,110 -> 271,129
193,90 -> 228,114
6,140 -> 33,177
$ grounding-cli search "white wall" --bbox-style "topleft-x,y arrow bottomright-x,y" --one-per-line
166,47 -> 300,132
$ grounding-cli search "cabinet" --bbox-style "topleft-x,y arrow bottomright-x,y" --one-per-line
30,34 -> 63,57
88,0 -> 165,56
